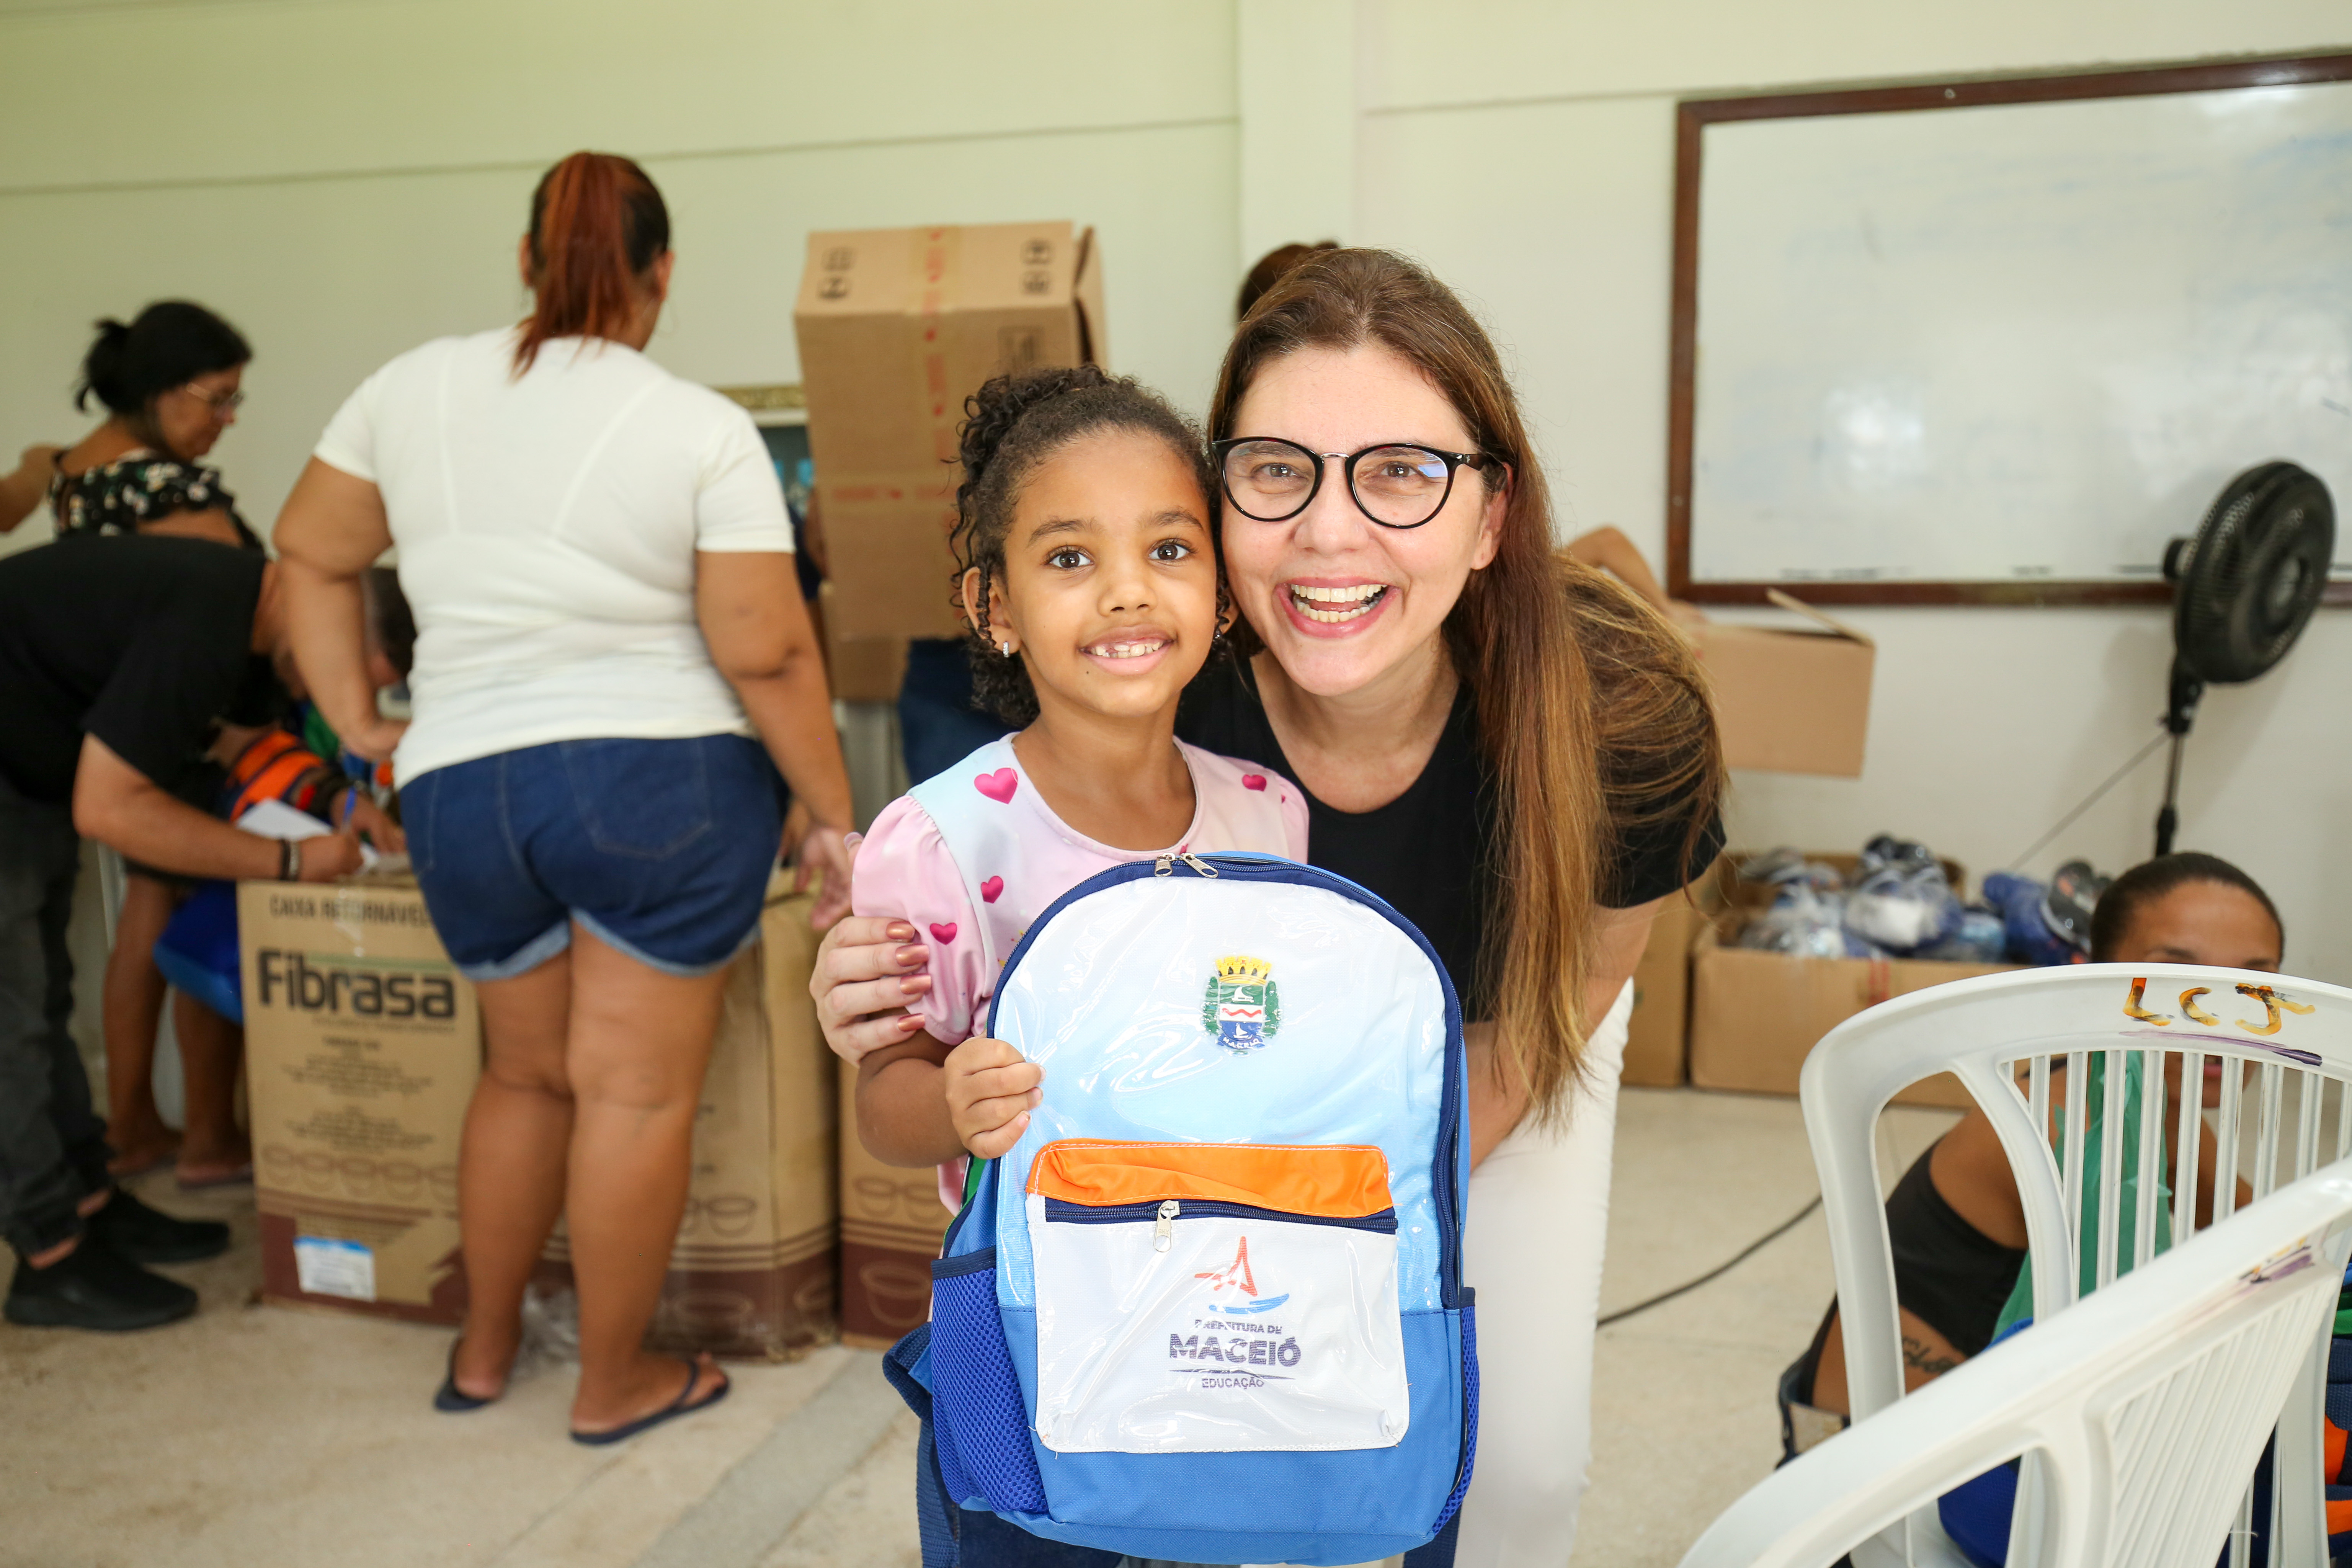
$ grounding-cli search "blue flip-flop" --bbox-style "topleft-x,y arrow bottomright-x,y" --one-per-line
569,1356 -> 729,1446
433,1340 -> 498,1413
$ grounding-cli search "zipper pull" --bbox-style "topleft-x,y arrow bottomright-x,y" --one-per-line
1154,1199 -> 1179,1251
1181,853 -> 1218,878
1153,855 -> 1174,877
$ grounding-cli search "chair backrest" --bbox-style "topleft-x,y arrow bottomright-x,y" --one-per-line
1801,963 -> 2352,1566
1679,1164 -> 2352,1568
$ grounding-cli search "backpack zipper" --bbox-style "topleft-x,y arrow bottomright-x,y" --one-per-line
1045,1197 -> 1401,1235
1152,853 -> 1220,878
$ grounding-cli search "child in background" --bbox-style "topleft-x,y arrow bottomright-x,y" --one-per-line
849,365 -> 1306,1194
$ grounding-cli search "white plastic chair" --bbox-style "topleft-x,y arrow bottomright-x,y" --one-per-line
1679,1161 -> 2352,1568
1799,963 -> 2352,1566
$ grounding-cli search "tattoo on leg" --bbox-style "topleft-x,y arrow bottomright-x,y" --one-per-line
1902,1334 -> 1960,1379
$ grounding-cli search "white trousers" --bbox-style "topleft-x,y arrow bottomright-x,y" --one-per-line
1450,980 -> 1630,1568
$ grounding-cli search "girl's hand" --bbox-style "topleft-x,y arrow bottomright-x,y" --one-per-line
944,1036 -> 1042,1159
809,915 -> 934,1064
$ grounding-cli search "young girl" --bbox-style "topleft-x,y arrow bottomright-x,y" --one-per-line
850,365 -> 1307,1186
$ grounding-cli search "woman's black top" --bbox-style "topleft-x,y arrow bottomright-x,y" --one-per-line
49,454 -> 261,547
1177,658 -> 1724,1021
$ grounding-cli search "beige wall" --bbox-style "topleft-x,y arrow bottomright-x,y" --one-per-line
0,0 -> 1239,554
4,0 -> 2345,979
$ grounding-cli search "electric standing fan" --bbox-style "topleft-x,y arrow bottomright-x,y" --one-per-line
2154,461 -> 2334,854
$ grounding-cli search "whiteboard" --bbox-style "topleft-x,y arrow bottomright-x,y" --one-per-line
1679,66 -> 2352,598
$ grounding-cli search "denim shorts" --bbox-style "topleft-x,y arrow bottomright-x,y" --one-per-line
402,735 -> 782,983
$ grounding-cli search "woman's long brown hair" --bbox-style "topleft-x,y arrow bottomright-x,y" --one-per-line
1209,248 -> 1720,1122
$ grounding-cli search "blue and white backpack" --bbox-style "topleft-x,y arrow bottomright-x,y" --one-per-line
882,849 -> 1477,1568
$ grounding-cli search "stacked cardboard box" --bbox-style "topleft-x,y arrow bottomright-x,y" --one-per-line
1692,592 -> 1877,778
241,877 -> 478,1323
1620,858 -> 1731,1088
1687,853 -> 2022,1109
794,221 -> 1107,642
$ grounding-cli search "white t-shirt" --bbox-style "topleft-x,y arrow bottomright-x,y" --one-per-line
314,328 -> 795,786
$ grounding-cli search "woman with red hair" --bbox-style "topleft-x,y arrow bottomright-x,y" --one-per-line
276,152 -> 855,1444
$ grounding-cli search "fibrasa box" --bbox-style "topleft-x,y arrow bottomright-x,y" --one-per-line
238,879 -> 480,1323
795,221 -> 1106,641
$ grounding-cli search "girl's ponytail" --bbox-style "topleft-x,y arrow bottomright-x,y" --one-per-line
515,151 -> 670,374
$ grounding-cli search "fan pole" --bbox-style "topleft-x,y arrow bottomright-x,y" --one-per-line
2154,659 -> 2203,858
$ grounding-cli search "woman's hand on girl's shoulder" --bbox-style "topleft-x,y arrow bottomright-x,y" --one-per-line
808,913 -> 935,1064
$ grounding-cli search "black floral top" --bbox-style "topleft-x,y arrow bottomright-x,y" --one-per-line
48,454 -> 260,547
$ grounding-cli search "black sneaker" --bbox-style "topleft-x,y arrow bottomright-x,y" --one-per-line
5,1235 -> 199,1331
87,1188 -> 231,1264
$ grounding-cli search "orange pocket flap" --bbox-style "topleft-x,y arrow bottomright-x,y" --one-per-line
1027,1139 -> 1392,1218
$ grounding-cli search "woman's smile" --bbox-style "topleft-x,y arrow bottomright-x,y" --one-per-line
1282,578 -> 1395,633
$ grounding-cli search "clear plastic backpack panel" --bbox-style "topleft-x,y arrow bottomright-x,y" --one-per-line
986,876 -> 1452,1316
1027,1139 -> 1411,1454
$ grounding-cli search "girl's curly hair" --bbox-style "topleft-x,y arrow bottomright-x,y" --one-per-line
950,364 -> 1220,724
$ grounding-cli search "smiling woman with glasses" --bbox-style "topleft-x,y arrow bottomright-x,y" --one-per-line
32,301 -> 260,550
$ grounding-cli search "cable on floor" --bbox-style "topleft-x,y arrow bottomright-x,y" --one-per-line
1596,1193 -> 1824,1328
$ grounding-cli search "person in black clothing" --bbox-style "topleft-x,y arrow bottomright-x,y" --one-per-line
0,534 -> 364,1332
21,305 -> 266,1181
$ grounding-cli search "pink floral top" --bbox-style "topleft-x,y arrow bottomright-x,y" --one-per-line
851,735 -> 1308,1208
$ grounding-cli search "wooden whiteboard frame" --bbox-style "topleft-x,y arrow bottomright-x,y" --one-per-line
1665,52 -> 2352,606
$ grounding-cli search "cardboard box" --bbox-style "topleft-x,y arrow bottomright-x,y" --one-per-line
1621,859 -> 1731,1088
537,887 -> 839,1359
1688,853 -> 2020,1110
819,580 -> 910,704
240,878 -> 479,1324
1694,591 -> 1875,777
838,1069 -> 953,1350
795,221 -> 1107,641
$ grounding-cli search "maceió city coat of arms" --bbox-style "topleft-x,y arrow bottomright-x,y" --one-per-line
1203,955 -> 1280,1052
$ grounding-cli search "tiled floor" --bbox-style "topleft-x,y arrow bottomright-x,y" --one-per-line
0,1088 -> 1958,1568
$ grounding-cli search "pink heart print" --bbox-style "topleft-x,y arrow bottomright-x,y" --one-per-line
975,768 -> 1018,804
1241,774 -> 1267,792
929,922 -> 958,944
980,876 -> 1004,903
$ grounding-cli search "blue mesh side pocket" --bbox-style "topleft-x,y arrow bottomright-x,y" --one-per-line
929,1250 -> 1046,1514
1431,1292 -> 1479,1534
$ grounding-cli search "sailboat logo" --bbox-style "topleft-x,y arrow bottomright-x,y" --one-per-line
1195,1235 -> 1290,1316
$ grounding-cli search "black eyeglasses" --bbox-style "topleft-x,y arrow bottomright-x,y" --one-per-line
1214,437 -> 1503,530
